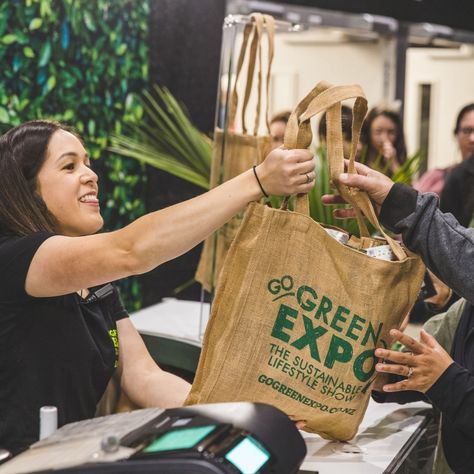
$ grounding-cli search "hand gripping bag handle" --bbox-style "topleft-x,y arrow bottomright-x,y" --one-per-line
283,81 -> 406,261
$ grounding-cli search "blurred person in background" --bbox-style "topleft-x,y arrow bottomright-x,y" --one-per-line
318,105 -> 354,159
359,106 -> 407,177
414,103 -> 474,197
269,111 -> 291,149
439,104 -> 474,227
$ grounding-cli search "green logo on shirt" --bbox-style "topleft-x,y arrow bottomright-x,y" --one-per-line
108,329 -> 119,368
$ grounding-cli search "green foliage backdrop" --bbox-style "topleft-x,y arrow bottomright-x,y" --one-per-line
0,0 -> 149,310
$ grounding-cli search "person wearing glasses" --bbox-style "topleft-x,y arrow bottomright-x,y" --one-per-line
414,103 -> 474,199
358,106 -> 408,177
439,104 -> 474,227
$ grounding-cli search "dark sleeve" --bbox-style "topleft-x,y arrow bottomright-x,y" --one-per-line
439,169 -> 463,224
108,285 -> 129,321
0,233 -> 55,302
379,183 -> 474,305
372,373 -> 429,405
426,362 -> 474,440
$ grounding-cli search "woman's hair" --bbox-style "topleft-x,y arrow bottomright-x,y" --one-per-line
0,120 -> 73,236
318,105 -> 353,142
270,110 -> 291,125
453,103 -> 474,135
360,107 -> 407,167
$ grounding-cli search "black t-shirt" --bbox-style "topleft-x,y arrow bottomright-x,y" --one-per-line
0,232 -> 129,454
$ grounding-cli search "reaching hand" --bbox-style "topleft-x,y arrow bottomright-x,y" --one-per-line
321,159 -> 395,216
256,147 -> 316,197
374,329 -> 454,393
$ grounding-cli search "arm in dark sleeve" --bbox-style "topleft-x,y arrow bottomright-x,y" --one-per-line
105,284 -> 129,321
426,362 -> 474,440
372,377 -> 428,404
439,172 -> 463,224
380,183 -> 474,304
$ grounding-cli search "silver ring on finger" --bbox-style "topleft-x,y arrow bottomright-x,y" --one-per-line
305,173 -> 312,184
406,366 -> 414,379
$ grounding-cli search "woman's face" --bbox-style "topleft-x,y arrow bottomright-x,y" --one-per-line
270,120 -> 286,149
369,115 -> 397,152
36,129 -> 103,236
456,109 -> 474,160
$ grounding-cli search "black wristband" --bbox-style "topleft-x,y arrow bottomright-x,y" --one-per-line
252,165 -> 269,198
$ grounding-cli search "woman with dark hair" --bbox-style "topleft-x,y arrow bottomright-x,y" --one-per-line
318,105 -> 353,159
414,103 -> 474,196
359,106 -> 407,177
269,110 -> 291,149
439,103 -> 474,227
452,103 -> 474,161
0,120 -> 315,455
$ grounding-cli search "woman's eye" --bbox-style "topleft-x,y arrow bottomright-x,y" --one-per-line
62,163 -> 75,170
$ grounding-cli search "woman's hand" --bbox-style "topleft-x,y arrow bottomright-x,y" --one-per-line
256,147 -> 316,197
382,140 -> 396,162
321,159 -> 394,216
382,141 -> 400,174
374,329 -> 454,393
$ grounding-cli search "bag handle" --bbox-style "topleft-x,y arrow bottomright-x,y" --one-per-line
228,14 -> 274,136
241,13 -> 264,135
228,21 -> 253,128
263,14 -> 275,135
283,81 -> 407,261
287,82 -> 369,236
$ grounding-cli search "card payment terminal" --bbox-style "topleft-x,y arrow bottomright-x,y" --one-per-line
0,402 -> 306,474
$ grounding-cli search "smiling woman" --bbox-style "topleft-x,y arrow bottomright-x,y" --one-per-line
0,120 -> 316,455
36,130 -> 104,237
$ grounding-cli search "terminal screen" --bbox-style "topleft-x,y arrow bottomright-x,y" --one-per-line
225,436 -> 270,474
143,425 -> 216,453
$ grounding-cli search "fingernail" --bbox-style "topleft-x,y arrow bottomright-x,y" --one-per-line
376,364 -> 383,371
339,173 -> 349,181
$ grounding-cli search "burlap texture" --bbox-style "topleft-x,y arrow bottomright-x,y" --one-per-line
187,199 -> 425,440
195,130 -> 271,291
195,13 -> 274,292
187,81 -> 425,440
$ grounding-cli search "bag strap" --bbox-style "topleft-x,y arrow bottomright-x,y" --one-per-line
228,21 -> 254,128
283,81 -> 407,261
241,13 -> 263,135
228,14 -> 274,136
263,14 -> 275,135
290,83 -> 370,236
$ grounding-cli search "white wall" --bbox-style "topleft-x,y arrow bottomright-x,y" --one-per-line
404,47 -> 474,169
269,29 -> 395,143
228,27 -> 395,142
228,25 -> 474,166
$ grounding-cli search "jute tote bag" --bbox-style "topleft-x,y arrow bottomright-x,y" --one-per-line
196,13 -> 275,292
187,81 -> 425,441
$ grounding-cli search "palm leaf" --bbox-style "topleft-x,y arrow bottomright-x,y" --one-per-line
110,85 -> 212,190
110,85 -> 420,238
